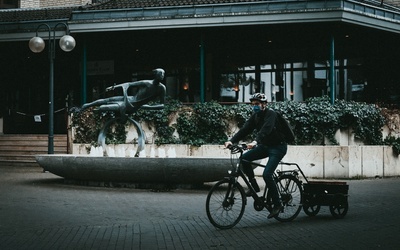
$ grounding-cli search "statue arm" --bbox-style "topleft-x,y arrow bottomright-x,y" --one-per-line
105,81 -> 147,92
127,81 -> 148,88
106,83 -> 119,92
159,85 -> 166,104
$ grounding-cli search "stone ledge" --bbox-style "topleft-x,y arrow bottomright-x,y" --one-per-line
70,144 -> 400,179
35,154 -> 231,183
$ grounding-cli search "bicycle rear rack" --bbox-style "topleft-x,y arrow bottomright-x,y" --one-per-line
278,162 -> 309,183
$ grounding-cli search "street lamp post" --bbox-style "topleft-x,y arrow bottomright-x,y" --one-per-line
29,23 -> 76,154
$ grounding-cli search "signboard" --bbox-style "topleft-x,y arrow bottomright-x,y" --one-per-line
34,115 -> 41,122
352,84 -> 364,92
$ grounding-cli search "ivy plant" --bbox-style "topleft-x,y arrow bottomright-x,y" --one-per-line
130,98 -> 182,145
70,107 -> 126,145
71,96 -> 398,155
175,101 -> 228,146
267,96 -> 387,146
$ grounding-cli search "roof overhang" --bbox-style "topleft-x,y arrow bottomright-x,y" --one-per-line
67,0 -> 400,33
68,9 -> 400,33
1,0 -> 400,41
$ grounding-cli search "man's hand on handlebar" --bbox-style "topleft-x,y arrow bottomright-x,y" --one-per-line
224,141 -> 233,148
224,141 -> 256,150
247,140 -> 257,149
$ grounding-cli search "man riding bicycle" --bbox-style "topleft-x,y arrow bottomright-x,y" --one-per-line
224,93 -> 288,219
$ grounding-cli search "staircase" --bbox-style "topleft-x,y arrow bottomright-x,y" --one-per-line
0,134 -> 68,167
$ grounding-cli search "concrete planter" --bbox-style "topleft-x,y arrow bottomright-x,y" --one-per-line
70,144 -> 400,179
71,143 -> 230,158
271,145 -> 399,179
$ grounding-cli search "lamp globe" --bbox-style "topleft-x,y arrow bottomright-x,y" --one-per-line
29,36 -> 45,53
59,35 -> 76,52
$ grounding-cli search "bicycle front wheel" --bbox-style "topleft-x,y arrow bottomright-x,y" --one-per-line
206,179 -> 246,229
275,175 -> 303,222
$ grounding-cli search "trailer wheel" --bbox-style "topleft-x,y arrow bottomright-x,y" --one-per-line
303,204 -> 321,216
329,193 -> 348,219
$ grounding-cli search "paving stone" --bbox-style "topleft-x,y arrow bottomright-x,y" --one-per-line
0,165 -> 399,249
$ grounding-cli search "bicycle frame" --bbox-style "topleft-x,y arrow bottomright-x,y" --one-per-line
206,144 -> 305,228
226,146 -> 291,202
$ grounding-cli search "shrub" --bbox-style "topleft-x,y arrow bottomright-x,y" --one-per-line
71,96 -> 395,152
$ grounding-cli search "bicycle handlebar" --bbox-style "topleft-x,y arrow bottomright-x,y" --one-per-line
227,144 -> 248,154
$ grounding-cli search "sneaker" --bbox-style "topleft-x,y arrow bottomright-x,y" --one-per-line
249,178 -> 260,193
268,204 -> 283,219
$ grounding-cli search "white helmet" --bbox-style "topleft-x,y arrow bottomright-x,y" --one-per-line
249,93 -> 267,103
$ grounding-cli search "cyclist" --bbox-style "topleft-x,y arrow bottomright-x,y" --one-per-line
224,93 -> 288,219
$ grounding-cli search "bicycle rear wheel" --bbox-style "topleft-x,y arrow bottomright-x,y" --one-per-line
275,175 -> 302,222
206,179 -> 246,229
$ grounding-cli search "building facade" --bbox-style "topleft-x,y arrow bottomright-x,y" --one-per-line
1,0 -> 400,134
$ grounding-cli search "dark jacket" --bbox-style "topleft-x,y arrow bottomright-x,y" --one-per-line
230,108 -> 282,146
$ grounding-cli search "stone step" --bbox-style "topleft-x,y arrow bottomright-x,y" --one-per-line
0,134 -> 68,166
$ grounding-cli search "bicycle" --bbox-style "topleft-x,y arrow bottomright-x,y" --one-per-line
205,144 -> 306,229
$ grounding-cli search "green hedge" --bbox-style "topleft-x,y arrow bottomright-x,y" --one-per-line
71,96 -> 400,153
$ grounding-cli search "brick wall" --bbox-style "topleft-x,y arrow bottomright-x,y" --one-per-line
17,0 -> 400,9
20,0 -> 93,8
19,0 -> 39,8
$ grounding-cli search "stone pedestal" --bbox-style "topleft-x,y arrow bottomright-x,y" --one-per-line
35,154 -> 231,184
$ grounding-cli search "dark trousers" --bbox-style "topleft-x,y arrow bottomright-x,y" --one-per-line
241,143 -> 288,206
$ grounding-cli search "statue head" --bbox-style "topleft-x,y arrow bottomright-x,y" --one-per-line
153,68 -> 165,81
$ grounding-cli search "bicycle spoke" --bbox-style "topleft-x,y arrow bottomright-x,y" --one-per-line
275,175 -> 302,222
206,179 -> 246,229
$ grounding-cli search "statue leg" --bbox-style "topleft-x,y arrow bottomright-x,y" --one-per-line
97,103 -> 123,113
82,97 -> 123,110
97,118 -> 117,155
127,117 -> 145,157
82,99 -> 107,109
97,116 -> 145,157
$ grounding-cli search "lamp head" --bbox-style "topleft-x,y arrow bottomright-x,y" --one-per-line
59,35 -> 76,52
29,36 -> 45,53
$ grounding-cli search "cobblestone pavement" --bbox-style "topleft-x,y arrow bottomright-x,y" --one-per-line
0,165 -> 399,250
